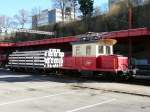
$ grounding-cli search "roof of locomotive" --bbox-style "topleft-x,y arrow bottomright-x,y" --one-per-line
71,32 -> 117,46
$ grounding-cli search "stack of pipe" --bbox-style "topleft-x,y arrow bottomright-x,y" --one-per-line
8,49 -> 64,68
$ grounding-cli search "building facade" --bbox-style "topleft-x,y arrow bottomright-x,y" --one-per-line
38,9 -> 49,26
32,8 -> 75,28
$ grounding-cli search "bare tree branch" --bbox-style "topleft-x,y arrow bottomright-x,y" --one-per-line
14,9 -> 29,28
52,0 -> 69,22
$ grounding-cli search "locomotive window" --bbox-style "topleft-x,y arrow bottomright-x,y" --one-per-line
98,46 -> 104,54
106,46 -> 111,54
76,46 -> 81,56
86,45 -> 91,56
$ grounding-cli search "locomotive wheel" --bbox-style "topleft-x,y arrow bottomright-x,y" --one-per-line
115,72 -> 131,81
63,70 -> 80,77
103,73 -> 115,81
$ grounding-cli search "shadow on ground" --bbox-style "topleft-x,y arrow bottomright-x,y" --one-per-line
0,69 -> 150,87
0,69 -> 85,83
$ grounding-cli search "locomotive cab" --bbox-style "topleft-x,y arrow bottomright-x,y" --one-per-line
72,39 -> 117,57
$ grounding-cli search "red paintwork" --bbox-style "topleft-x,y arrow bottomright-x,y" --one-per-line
0,42 -> 14,47
63,56 -> 76,68
117,56 -> 129,71
97,55 -> 128,71
97,55 -> 118,69
63,56 -> 96,71
82,57 -> 96,70
62,55 -> 128,73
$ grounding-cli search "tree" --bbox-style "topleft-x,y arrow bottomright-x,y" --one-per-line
69,0 -> 78,20
146,0 -> 150,28
31,7 -> 41,29
31,7 -> 41,16
10,21 -> 18,29
78,0 -> 94,19
14,9 -> 29,28
65,7 -> 72,21
93,6 -> 101,16
52,0 -> 69,23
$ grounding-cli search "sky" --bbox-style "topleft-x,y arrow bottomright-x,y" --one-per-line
0,0 -> 108,17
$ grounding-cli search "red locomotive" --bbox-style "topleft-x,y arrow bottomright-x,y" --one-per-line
7,32 -> 132,80
62,33 -> 130,79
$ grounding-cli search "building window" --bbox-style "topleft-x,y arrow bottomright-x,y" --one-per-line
76,46 -> 81,56
106,46 -> 111,54
86,45 -> 91,56
98,46 -> 104,54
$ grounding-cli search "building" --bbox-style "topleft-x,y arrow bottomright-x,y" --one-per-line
38,9 -> 50,26
109,0 -> 145,10
32,8 -> 75,28
32,15 -> 38,29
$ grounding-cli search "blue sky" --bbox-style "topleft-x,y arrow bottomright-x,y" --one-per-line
0,0 -> 108,17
